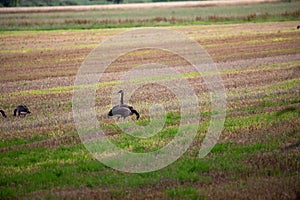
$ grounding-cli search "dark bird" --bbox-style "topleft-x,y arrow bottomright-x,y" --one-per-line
108,105 -> 140,120
14,105 -> 31,117
297,25 -> 300,29
108,90 -> 140,120
0,110 -> 7,118
284,140 -> 300,151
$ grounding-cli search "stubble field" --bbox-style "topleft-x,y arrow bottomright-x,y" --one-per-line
0,18 -> 300,199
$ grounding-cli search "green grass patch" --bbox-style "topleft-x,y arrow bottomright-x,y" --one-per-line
84,106 -> 299,157
231,93 -> 300,115
0,139 -> 283,198
228,78 -> 300,99
165,186 -> 202,199
0,116 -> 296,199
0,144 -> 164,197
224,108 -> 299,132
0,2 -> 299,31
0,136 -> 44,149
211,142 -> 277,155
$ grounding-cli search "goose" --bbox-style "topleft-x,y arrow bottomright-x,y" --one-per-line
108,90 -> 140,120
284,140 -> 300,150
14,105 -> 31,117
108,105 -> 139,120
0,110 -> 7,118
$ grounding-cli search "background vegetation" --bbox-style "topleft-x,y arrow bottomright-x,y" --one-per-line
0,1 -> 299,30
1,0 -> 206,7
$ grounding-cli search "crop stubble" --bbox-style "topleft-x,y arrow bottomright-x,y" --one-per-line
0,21 -> 299,198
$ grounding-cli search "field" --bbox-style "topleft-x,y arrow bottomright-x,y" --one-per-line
1,1 -> 300,199
1,1 -> 300,30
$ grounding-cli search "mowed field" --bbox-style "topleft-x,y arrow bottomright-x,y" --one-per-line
0,4 -> 300,199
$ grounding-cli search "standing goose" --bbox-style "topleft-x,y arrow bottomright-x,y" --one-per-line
14,105 -> 31,117
0,110 -> 7,118
108,90 -> 140,120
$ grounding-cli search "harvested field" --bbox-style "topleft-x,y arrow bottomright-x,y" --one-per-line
0,21 -> 300,199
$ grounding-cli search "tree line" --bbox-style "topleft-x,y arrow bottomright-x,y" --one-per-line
0,0 -> 196,7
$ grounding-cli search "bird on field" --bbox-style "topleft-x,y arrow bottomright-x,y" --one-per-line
108,90 -> 140,120
284,140 -> 300,151
0,110 -> 7,118
108,105 -> 140,120
14,105 -> 31,117
297,25 -> 300,29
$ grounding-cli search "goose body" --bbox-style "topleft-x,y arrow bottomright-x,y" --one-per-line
14,105 -> 31,117
108,90 -> 140,120
108,104 -> 140,120
108,105 -> 133,119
